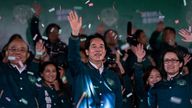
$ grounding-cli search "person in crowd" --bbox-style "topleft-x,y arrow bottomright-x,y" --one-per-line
149,27 -> 189,67
30,3 -> 68,66
67,11 -> 123,108
39,61 -> 72,108
133,44 -> 162,108
149,48 -> 192,108
0,36 -> 46,108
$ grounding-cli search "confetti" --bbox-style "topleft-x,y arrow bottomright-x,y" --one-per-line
31,8 -> 35,13
174,19 -> 180,24
50,28 -> 55,32
82,25 -> 87,29
183,0 -> 187,6
8,56 -> 16,61
35,83 -> 42,87
59,29 -> 62,34
20,98 -> 28,105
0,90 -> 4,99
42,36 -> 48,40
170,96 -> 182,104
41,23 -> 45,28
37,77 -> 42,82
48,8 -> 55,13
121,43 -> 130,50
88,3 -> 94,7
85,0 -> 90,4
88,24 -> 91,29
80,38 -> 87,42
27,71 -> 34,75
36,51 -> 43,56
188,26 -> 192,32
97,15 -> 100,20
74,6 -> 83,10
33,34 -> 38,41
126,92 -> 133,98
5,97 -> 11,102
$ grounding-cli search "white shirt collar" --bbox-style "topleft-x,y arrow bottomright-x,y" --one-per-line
11,64 -> 27,74
89,61 -> 104,74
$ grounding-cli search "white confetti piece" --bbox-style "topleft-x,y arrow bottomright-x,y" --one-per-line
33,34 -> 38,41
50,28 -> 54,32
36,51 -> 43,56
37,77 -> 42,82
8,56 -> 16,61
97,15 -> 100,20
126,92 -> 133,98
45,90 -> 49,96
35,83 -> 42,88
5,97 -> 11,102
88,3 -> 94,7
59,29 -> 62,34
82,25 -> 87,28
31,8 -> 35,13
85,0 -> 90,4
0,90 -> 4,99
20,98 -> 28,105
48,8 -> 55,13
41,23 -> 45,28
80,38 -> 86,42
42,36 -> 48,40
183,0 -> 187,6
170,96 -> 182,104
88,24 -> 91,29
74,6 -> 83,10
188,26 -> 191,33
27,71 -> 34,75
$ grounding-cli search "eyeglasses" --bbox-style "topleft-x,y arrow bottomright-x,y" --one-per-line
164,59 -> 179,64
8,48 -> 28,53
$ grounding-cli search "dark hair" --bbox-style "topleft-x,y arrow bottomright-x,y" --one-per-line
40,61 -> 60,81
160,48 -> 184,77
134,29 -> 144,40
45,23 -> 61,36
162,27 -> 176,41
85,33 -> 107,50
143,66 -> 162,90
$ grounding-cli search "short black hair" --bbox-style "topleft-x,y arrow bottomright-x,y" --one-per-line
85,33 -> 107,50
45,23 -> 61,36
161,48 -> 184,77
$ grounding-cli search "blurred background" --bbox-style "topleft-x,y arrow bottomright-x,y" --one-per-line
0,0 -> 191,50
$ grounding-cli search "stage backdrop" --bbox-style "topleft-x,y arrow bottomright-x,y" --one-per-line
0,0 -> 191,51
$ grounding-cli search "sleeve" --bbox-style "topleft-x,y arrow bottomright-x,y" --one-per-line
68,36 -> 85,76
115,75 -> 123,108
148,87 -> 157,108
133,62 -> 145,98
30,15 -> 42,43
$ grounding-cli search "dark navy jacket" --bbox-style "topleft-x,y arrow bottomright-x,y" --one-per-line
68,37 -> 123,108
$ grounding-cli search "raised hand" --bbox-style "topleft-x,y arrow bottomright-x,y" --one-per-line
67,11 -> 82,36
183,54 -> 192,65
179,29 -> 192,42
133,44 -> 146,62
32,3 -> 41,16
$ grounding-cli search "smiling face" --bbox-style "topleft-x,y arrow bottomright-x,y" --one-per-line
86,38 -> 106,64
163,52 -> 183,76
6,39 -> 29,66
41,64 -> 57,85
147,69 -> 162,87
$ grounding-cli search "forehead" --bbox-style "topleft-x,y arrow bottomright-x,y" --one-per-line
90,38 -> 104,45
8,39 -> 28,48
164,52 -> 178,59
